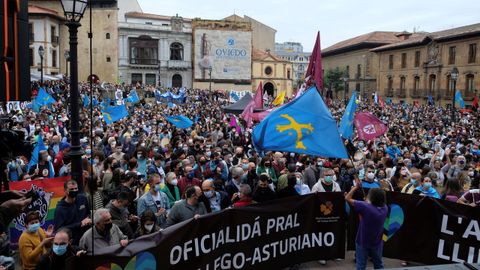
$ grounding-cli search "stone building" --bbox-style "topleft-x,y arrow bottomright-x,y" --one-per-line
29,0 -> 119,83
252,49 -> 293,97
118,12 -> 192,87
224,15 -> 276,52
275,42 -> 311,88
321,32 -> 401,100
372,24 -> 480,105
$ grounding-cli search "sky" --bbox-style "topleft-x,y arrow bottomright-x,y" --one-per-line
137,0 -> 480,51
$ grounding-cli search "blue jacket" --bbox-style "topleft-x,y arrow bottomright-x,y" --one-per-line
53,194 -> 90,245
386,146 -> 402,159
415,186 -> 440,198
137,191 -> 170,228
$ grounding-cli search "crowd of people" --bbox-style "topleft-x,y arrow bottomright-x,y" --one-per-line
0,79 -> 479,269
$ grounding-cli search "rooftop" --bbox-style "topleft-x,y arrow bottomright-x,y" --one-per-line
322,31 -> 401,56
125,12 -> 192,22
252,49 -> 287,62
28,5 -> 64,20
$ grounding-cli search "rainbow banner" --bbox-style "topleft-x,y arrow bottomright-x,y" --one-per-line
8,176 -> 70,248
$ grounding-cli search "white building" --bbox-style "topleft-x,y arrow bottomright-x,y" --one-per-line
28,5 -> 63,78
118,11 -> 193,87
275,42 -> 311,87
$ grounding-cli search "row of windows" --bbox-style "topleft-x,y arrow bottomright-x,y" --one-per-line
386,74 -> 475,92
129,36 -> 184,65
388,43 -> 477,69
29,48 -> 57,67
280,56 -> 310,62
131,73 -> 183,87
264,66 -> 291,79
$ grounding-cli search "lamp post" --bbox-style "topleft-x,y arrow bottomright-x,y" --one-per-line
343,72 -> 349,105
208,66 -> 212,92
38,46 -> 44,85
450,67 -> 459,122
60,0 -> 88,191
64,50 -> 70,77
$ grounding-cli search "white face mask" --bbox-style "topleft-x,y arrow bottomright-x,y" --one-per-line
171,179 -> 178,186
367,172 -> 375,180
144,224 -> 154,232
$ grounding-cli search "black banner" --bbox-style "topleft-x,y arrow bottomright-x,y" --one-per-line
73,193 -> 346,270
382,192 -> 480,265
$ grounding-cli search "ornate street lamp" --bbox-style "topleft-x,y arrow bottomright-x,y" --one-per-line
38,46 -> 44,85
60,0 -> 88,191
450,67 -> 459,122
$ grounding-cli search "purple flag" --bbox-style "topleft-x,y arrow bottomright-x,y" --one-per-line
229,115 -> 242,134
354,112 -> 387,141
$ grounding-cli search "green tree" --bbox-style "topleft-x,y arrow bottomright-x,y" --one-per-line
324,67 -> 346,95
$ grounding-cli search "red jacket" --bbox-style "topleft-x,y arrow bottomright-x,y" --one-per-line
177,177 -> 201,198
233,197 -> 254,207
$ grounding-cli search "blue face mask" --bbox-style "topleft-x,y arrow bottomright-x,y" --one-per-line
324,176 -> 333,183
154,184 -> 162,192
52,244 -> 68,256
423,182 -> 432,189
27,223 -> 40,233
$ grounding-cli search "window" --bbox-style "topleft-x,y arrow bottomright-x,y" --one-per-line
129,36 -> 158,65
146,74 -> 156,85
400,77 -> 406,91
468,44 -> 477,63
287,69 -> 291,79
466,74 -> 475,92
414,51 -> 420,67
265,66 -> 273,75
29,23 -> 34,43
429,74 -> 436,92
387,77 -> 393,94
170,42 -> 183,60
145,22 -> 153,25
446,75 -> 453,94
51,26 -> 56,43
29,48 -> 34,67
106,56 -> 111,62
448,46 -> 456,65
388,55 -> 394,69
106,33 -> 110,39
131,73 -> 142,84
51,50 -> 56,67
413,76 -> 420,92
346,65 -> 350,77
401,53 -> 407,68
357,64 -> 361,78
172,74 -> 182,88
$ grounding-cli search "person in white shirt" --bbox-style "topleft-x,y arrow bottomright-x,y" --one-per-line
312,168 -> 341,193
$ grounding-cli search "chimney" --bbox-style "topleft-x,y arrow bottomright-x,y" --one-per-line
395,31 -> 412,41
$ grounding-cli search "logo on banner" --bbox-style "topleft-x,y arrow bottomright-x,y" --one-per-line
320,201 -> 334,216
362,124 -> 376,135
227,37 -> 235,46
95,251 -> 156,270
383,204 -> 404,241
12,185 -> 53,231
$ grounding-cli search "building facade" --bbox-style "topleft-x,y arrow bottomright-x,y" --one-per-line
118,12 -> 192,87
372,24 -> 480,105
28,5 -> 63,78
252,49 -> 293,97
321,31 -> 402,100
29,0 -> 119,83
275,42 -> 311,87
224,15 -> 276,52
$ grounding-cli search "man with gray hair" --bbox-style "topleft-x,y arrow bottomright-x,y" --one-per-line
79,208 -> 128,254
225,166 -> 245,198
233,184 -> 254,207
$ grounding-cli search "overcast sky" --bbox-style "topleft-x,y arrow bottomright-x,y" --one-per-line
137,0 -> 480,51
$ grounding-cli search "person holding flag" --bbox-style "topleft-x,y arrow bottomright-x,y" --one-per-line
339,91 -> 357,140
27,135 -> 54,179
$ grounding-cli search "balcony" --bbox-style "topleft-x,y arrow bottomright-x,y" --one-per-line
29,33 -> 34,44
130,58 -> 158,65
396,88 -> 406,98
167,60 -> 190,70
51,36 -> 59,47
384,88 -> 394,97
410,89 -> 422,98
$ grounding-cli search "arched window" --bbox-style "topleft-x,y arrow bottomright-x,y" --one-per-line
446,75 -> 453,95
172,74 -> 182,87
413,76 -> 420,93
400,77 -> 406,91
170,42 -> 183,60
106,33 -> 110,39
429,74 -> 436,92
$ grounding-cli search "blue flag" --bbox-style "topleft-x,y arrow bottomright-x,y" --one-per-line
455,90 -> 465,108
33,88 -> 56,112
387,97 -> 391,105
83,95 -> 89,108
102,105 -> 129,124
126,90 -> 140,103
252,87 -> 348,158
167,102 -> 177,108
428,95 -> 434,106
165,115 -> 193,129
339,91 -> 357,140
28,134 -> 47,172
92,97 -> 98,107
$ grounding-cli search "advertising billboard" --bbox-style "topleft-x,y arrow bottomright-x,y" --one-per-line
194,29 -> 252,81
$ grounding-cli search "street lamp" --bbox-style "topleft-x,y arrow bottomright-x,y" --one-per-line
60,0 -> 88,191
208,67 -> 212,92
38,46 -> 44,85
450,67 -> 459,122
343,72 -> 349,105
64,50 -> 70,76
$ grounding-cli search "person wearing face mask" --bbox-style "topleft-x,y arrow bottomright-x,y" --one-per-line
376,169 -> 393,191
36,227 -> 82,270
134,210 -> 160,238
294,173 -> 311,195
18,211 -> 54,270
79,208 -> 128,255
225,166 -> 245,198
161,172 -> 181,208
256,157 -> 278,185
178,166 -> 202,197
401,172 -> 422,194
28,150 -> 55,179
53,180 -> 91,245
231,147 -> 245,167
147,154 -> 166,179
137,174 -> 170,228
252,174 -> 277,203
106,192 -> 136,239
232,184 -> 254,207
415,177 -> 440,198
277,173 -> 301,199
201,179 -> 231,213
166,186 -> 207,227
109,145 -> 125,162
447,155 -> 468,182
312,168 -> 341,192
304,158 -> 323,190
134,148 -> 148,177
